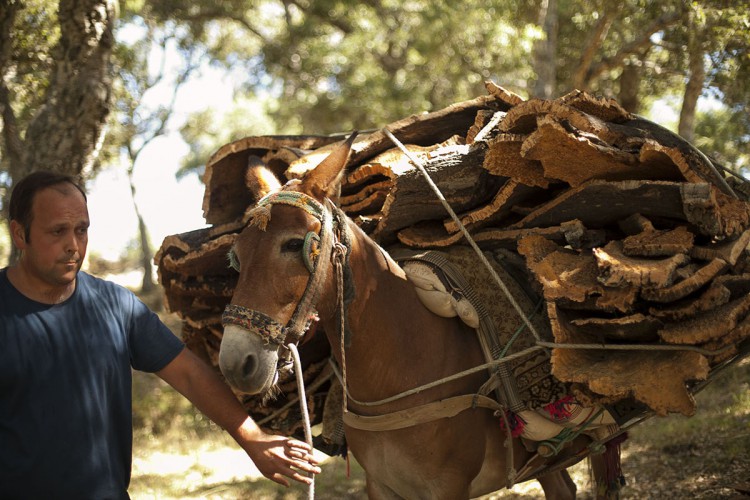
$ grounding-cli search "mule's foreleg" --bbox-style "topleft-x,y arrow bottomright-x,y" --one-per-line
537,470 -> 577,500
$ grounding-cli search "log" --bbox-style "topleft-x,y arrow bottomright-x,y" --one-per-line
371,144 -> 503,242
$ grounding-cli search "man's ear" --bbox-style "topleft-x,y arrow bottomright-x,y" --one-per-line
9,220 -> 27,250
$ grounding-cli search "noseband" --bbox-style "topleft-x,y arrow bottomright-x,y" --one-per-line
221,190 -> 348,349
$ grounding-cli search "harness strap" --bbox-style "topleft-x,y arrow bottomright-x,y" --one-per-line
342,394 -> 503,431
391,248 -> 526,413
286,196 -> 337,342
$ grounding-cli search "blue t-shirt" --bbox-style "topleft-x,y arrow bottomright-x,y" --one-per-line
0,269 -> 185,499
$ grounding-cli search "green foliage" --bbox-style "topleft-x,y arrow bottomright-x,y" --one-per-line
694,106 -> 750,174
254,0 -> 537,133
137,0 -> 749,154
177,95 -> 278,179
3,0 -> 750,264
146,0 -> 537,135
4,0 -> 59,126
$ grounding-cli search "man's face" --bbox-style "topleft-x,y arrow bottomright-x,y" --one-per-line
13,184 -> 90,288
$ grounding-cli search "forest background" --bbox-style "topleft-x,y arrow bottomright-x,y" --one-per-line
1,1 -> 749,498
1,0 -> 749,282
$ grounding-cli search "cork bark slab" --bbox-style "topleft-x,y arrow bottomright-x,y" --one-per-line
443,180 -> 543,233
522,116 -> 673,188
593,240 -> 690,288
621,226 -> 695,257
570,313 -> 663,343
648,282 -> 732,321
510,180 -> 724,237
203,135 -> 339,225
483,133 -> 548,188
517,235 -> 637,312
548,302 -> 709,416
690,228 -> 750,265
640,258 -> 728,303
658,294 -> 750,345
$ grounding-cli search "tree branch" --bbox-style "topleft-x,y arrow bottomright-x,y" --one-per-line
584,11 -> 682,86
571,10 -> 614,90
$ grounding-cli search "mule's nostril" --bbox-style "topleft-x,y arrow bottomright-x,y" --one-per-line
241,354 -> 257,379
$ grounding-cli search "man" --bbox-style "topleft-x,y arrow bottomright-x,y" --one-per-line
0,171 -> 321,499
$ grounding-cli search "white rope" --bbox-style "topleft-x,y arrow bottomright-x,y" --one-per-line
256,367 -> 334,427
328,345 -> 547,407
288,343 -> 314,500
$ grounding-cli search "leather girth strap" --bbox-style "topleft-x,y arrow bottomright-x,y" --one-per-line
342,394 -> 503,431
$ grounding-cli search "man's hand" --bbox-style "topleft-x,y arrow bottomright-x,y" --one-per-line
157,348 -> 322,486
240,430 -> 322,486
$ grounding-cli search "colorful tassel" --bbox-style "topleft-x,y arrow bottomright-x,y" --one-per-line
543,395 -> 575,421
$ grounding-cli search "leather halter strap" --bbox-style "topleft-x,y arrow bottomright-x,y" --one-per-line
221,190 -> 340,345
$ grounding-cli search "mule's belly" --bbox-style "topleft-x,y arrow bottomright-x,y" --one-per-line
346,408 -> 518,499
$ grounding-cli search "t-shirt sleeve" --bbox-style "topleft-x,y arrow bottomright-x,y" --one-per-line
127,296 -> 185,373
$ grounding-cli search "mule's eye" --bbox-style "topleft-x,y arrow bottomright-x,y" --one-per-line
228,249 -> 241,272
282,238 -> 304,253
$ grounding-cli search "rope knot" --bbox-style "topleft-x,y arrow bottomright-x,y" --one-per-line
333,241 -> 348,261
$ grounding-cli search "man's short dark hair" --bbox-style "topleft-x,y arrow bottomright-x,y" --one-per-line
9,170 -> 88,241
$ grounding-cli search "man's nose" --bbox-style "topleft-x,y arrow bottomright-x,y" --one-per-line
66,233 -> 79,254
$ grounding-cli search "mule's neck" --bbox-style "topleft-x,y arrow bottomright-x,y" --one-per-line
320,220 -> 486,407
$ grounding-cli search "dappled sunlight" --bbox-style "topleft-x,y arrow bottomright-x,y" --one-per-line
128,358 -> 749,498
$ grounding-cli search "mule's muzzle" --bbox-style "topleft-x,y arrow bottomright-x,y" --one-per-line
219,323 -> 281,394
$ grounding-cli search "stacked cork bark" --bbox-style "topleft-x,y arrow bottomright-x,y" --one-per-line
156,82 -> 750,434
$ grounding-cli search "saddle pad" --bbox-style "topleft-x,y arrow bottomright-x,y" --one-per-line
393,245 -> 568,410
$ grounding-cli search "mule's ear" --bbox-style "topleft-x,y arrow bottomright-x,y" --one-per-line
300,131 -> 358,200
246,156 -> 281,199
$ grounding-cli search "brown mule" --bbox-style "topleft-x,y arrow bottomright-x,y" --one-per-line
218,135 -> 611,499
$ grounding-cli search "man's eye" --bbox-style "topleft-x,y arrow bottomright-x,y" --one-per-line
282,239 -> 304,253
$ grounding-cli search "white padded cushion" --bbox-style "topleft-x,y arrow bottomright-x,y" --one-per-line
404,261 -> 480,328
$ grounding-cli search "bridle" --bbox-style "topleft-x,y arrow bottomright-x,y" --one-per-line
221,189 -> 350,363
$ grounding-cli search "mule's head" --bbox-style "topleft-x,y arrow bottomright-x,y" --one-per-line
218,133 -> 356,395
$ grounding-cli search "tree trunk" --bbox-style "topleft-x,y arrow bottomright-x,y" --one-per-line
2,0 -> 116,266
678,29 -> 706,142
531,0 -> 558,99
618,59 -> 642,113
127,168 -> 155,293
137,212 -> 155,293
571,11 -> 613,90
21,0 -> 115,179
